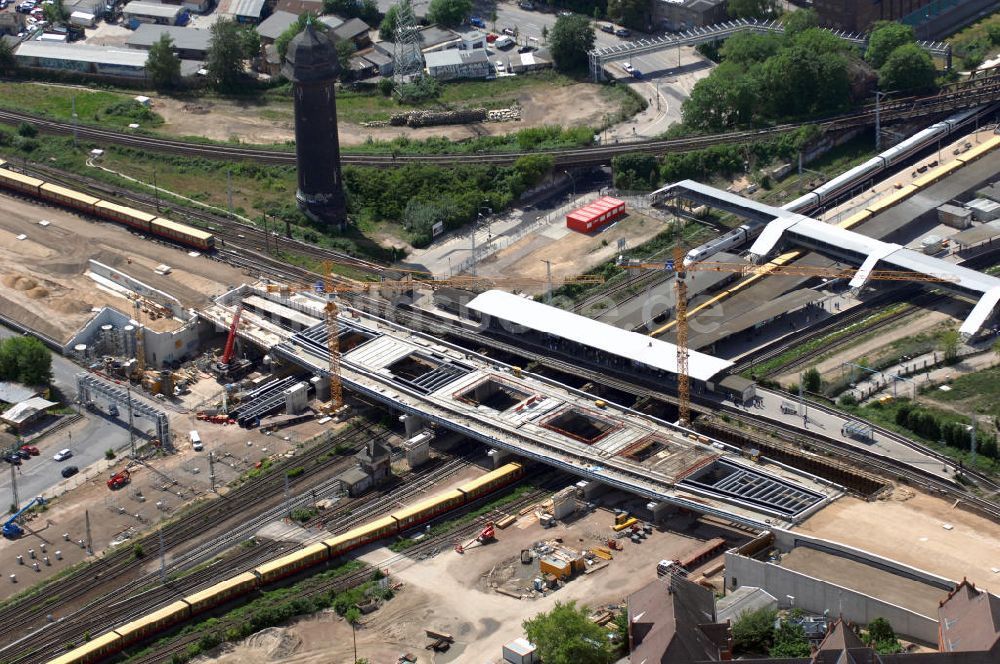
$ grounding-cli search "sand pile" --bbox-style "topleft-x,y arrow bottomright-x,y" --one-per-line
25,286 -> 48,299
3,275 -> 37,290
50,298 -> 92,314
245,628 -> 301,660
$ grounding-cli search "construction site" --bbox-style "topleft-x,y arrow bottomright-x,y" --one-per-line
0,95 -> 998,664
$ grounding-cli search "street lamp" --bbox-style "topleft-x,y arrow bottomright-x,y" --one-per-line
563,170 -> 575,198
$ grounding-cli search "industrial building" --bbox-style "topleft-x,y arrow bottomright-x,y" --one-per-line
13,41 -> 202,80
230,0 -> 266,23
122,1 -> 190,27
424,49 -> 490,80
653,0 -> 727,33
812,0 -> 994,38
126,24 -> 211,60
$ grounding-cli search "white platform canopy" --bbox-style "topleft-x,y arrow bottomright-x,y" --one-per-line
466,290 -> 733,381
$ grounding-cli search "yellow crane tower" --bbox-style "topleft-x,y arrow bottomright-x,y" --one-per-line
620,249 -> 958,426
269,269 -> 605,416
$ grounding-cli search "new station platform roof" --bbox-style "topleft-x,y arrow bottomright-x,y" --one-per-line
654,180 -> 1000,339
466,290 -> 733,381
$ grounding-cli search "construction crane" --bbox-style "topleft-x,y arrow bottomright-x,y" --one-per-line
132,297 -> 145,376
268,270 -> 605,416
220,301 -> 244,367
619,249 -> 959,426
3,496 -> 45,539
212,301 -> 252,381
455,521 -> 496,554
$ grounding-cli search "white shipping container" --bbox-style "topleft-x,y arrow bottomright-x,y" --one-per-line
69,11 -> 96,27
502,638 -> 539,664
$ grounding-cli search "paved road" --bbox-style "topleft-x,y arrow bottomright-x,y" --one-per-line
0,325 -> 131,509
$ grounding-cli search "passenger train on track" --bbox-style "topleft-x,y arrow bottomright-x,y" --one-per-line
48,462 -> 524,664
0,159 -> 215,251
682,108 -> 986,266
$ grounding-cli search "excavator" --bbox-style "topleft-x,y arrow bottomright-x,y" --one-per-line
454,522 -> 496,554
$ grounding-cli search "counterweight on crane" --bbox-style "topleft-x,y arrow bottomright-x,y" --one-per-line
618,252 -> 959,424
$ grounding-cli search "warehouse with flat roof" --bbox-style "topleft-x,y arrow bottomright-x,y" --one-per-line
15,41 -> 203,79
126,24 -> 211,59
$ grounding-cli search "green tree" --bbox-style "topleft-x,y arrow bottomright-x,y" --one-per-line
720,31 -> 781,65
770,619 -> 811,657
324,0 -> 379,23
43,0 -> 68,25
0,336 -> 52,385
782,9 -> 818,38
879,42 -> 937,93
732,607 -> 776,656
427,0 -> 472,28
513,154 -> 555,188
0,34 -> 16,73
608,0 -> 647,31
939,326 -> 960,362
727,0 -> 776,19
146,34 -> 181,89
803,367 -> 821,393
549,14 -> 595,72
865,21 -> 915,69
523,601 -> 615,664
866,618 -> 903,654
207,18 -> 248,90
682,60 -> 759,130
379,1 -> 405,41
992,337 -> 1000,360
239,26 -> 262,60
336,38 -> 355,72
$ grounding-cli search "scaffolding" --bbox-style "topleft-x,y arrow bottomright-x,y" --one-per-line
392,0 -> 424,96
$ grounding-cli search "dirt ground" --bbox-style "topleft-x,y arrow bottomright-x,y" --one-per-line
151,84 -> 619,146
0,385 -> 340,602
775,302 -> 963,387
198,489 -> 744,664
796,486 -> 1000,595
475,211 -> 665,287
0,192 -> 248,342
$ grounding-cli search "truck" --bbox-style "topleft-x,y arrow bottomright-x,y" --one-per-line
189,430 -> 203,451
69,10 -> 96,27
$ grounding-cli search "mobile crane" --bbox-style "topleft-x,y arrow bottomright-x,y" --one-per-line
3,497 -> 45,539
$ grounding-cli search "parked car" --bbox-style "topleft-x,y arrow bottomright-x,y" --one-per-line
518,1 -> 534,9
469,16 -> 485,28
61,465 -> 79,478
53,448 -> 72,461
621,62 -> 633,72
517,45 -> 534,53
495,60 -> 505,72
5,454 -> 21,466
557,10 -> 572,16
502,27 -> 515,36
16,449 -> 31,460
600,24 -> 614,33
486,33 -> 498,42
20,446 -> 39,456
495,35 -> 515,49
108,403 -> 119,417
615,28 -> 631,37
631,68 -> 642,78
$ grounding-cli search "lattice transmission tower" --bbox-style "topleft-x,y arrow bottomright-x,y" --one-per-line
392,0 -> 424,96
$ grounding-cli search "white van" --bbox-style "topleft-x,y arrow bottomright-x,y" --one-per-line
495,36 -> 514,49
189,430 -> 203,451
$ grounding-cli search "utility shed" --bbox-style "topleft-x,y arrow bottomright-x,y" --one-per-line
937,203 -> 972,229
122,1 -> 189,26
566,196 -> 626,233
256,10 -> 299,43
967,198 -> 1000,222
2,396 -> 57,430
231,0 -> 266,23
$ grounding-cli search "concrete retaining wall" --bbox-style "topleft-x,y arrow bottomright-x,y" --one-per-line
724,530 -> 954,644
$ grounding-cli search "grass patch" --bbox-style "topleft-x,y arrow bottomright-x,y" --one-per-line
0,82 -> 163,129
389,484 -> 534,552
922,363 -> 1000,420
743,304 -> 911,378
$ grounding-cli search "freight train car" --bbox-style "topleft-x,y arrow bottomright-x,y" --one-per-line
0,160 -> 216,251
47,463 -> 525,664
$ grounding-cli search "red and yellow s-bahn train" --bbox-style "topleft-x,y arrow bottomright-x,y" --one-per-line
47,462 -> 524,664
0,160 -> 216,252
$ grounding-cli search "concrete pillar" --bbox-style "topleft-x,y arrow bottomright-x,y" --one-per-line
647,501 -> 680,526
311,376 -> 329,403
403,431 -> 431,469
399,413 -> 424,438
576,480 -> 609,501
487,448 -> 511,468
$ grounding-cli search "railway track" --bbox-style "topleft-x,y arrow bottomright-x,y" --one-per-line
120,477 -> 558,664
2,73 -> 1000,168
16,162 -> 388,278
12,452 -> 477,664
0,419 -> 388,653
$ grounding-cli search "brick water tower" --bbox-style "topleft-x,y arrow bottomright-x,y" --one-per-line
282,20 -> 347,228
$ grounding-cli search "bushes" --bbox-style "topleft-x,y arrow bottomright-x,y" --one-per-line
893,401 -> 997,459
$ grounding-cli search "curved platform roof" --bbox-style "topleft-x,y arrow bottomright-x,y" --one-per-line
650,180 -> 1000,339
466,290 -> 733,381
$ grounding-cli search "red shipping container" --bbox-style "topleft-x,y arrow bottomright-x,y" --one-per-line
566,196 -> 626,233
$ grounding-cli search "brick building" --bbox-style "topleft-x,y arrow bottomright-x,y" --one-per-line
813,0 -> 934,33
